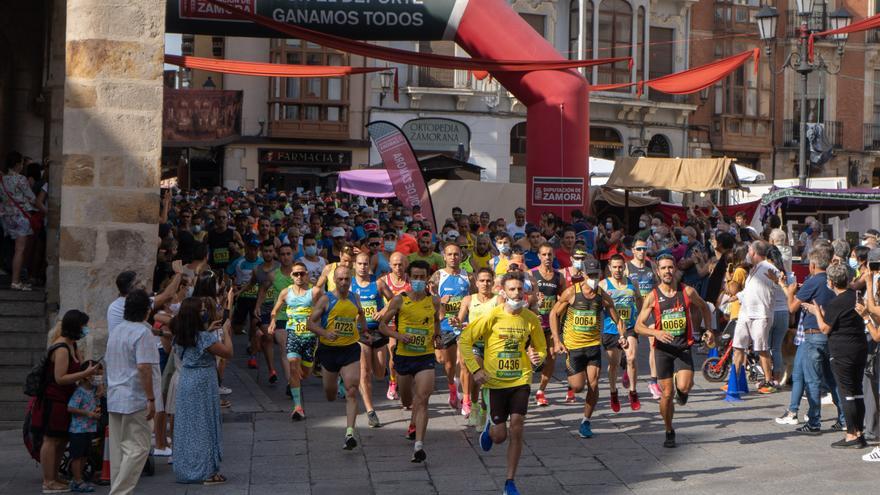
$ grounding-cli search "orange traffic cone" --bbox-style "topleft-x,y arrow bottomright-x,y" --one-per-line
97,426 -> 111,485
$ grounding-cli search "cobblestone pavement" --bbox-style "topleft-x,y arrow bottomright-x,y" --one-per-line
1,335 -> 877,494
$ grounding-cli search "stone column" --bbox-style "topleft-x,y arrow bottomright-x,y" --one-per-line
60,0 -> 165,356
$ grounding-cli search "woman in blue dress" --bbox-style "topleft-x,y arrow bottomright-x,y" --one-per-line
170,297 -> 233,484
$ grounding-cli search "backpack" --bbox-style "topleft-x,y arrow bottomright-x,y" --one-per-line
23,343 -> 69,397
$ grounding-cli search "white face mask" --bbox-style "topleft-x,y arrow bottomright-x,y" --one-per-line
505,298 -> 527,311
638,221 -> 646,229
186,286 -> 194,298
586,278 -> 597,290
572,259 -> 584,271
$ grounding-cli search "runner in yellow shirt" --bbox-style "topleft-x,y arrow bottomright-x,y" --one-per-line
377,260 -> 442,463
459,272 -> 546,495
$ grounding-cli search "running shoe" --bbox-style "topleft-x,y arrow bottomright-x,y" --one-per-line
622,370 -> 630,390
406,423 -> 416,440
757,382 -> 777,394
343,433 -> 358,450
218,386 -> 232,396
795,424 -> 821,435
386,381 -> 398,401
411,448 -> 427,463
578,419 -> 593,438
468,407 -> 481,427
269,370 -> 278,384
629,391 -> 641,411
502,479 -> 520,495
70,481 -> 95,493
775,410 -> 799,425
367,410 -> 382,428
290,406 -> 305,421
831,436 -> 868,449
831,420 -> 846,432
648,382 -> 662,400
663,430 -> 676,448
610,391 -> 621,413
863,446 -> 880,462
479,420 -> 493,452
535,390 -> 549,407
565,388 -> 576,403
461,399 -> 472,417
448,389 -> 461,411
247,356 -> 258,369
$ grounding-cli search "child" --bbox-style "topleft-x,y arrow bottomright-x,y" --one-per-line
67,363 -> 100,493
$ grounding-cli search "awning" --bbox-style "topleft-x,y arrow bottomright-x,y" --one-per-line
604,157 -> 741,192
336,169 -> 396,198
587,156 -> 617,177
735,163 -> 765,183
760,186 -> 880,223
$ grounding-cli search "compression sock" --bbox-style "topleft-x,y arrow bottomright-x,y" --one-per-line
414,441 -> 424,452
346,426 -> 354,436
290,387 -> 302,407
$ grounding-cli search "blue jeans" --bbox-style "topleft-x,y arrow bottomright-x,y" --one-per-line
770,310 -> 789,377
788,343 -> 806,413
801,333 -> 845,428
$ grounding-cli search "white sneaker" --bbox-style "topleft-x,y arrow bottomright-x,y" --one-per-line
775,410 -> 799,425
863,447 -> 880,462
219,386 -> 232,395
821,393 -> 833,405
152,447 -> 172,457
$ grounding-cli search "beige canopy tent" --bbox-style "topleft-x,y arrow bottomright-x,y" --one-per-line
591,186 -> 659,208
604,157 -> 742,192
428,179 -> 526,223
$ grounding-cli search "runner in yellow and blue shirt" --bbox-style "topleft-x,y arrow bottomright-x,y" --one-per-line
459,271 -> 545,495
601,254 -> 643,413
308,264 -> 367,450
350,252 -> 386,429
377,260 -> 442,463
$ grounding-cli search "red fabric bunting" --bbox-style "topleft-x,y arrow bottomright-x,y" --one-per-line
590,49 -> 758,95
202,0 -> 629,73
809,13 -> 880,61
164,54 -> 386,77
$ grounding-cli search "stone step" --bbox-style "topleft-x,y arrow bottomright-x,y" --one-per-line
0,420 -> 22,431
0,400 -> 29,422
0,350 -> 45,367
0,384 -> 27,401
0,300 -> 45,317
0,331 -> 48,349
0,316 -> 46,334
0,367 -> 30,385
0,288 -> 46,302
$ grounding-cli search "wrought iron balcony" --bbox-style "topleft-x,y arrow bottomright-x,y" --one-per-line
782,119 -> 842,149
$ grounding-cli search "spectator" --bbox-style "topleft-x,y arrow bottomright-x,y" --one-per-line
862,229 -> 880,250
106,289 -> 159,495
170,298 -> 233,484
66,359 -> 101,493
31,310 -> 99,494
507,207 -> 527,238
0,151 -> 37,290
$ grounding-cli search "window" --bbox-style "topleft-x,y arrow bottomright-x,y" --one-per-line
509,122 -> 527,183
268,39 -> 350,137
569,1 -> 593,64
417,41 -> 456,87
794,70 -> 825,124
648,27 -> 674,102
874,70 -> 880,123
211,37 -> 224,57
597,0 -> 633,91
519,13 -> 546,38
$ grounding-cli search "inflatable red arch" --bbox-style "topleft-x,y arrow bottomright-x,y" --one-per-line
168,0 -> 591,222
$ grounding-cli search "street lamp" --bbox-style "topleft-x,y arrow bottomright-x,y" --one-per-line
755,3 -> 851,188
378,71 -> 394,106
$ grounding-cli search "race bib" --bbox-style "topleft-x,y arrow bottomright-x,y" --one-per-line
213,247 -> 229,264
402,326 -> 430,354
495,351 -> 522,379
572,309 -> 598,333
333,317 -> 356,337
539,295 -> 556,315
616,306 -> 631,322
444,296 -> 462,316
289,318 -> 309,336
362,301 -> 378,322
660,310 -> 687,336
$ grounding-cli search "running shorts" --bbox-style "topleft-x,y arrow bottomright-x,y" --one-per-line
393,354 -> 437,376
315,342 -> 361,373
488,384 -> 530,424
232,298 -> 257,326
436,331 -> 459,350
565,345 -> 602,376
654,344 -> 694,380
286,332 -> 317,367
602,333 -> 622,350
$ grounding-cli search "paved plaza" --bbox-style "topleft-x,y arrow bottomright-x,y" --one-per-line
1,335 -> 876,495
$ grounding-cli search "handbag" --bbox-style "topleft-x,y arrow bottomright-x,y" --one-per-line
0,176 -> 41,232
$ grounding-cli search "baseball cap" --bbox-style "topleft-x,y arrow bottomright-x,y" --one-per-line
583,258 -> 601,275
417,230 -> 433,240
246,235 -> 261,247
331,227 -> 346,238
572,248 -> 588,258
863,229 -> 880,239
446,229 -> 460,240
363,220 -> 379,232
334,208 -> 350,218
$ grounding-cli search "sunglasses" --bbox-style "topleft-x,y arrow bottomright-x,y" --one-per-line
291,272 -> 308,277
634,247 -> 648,251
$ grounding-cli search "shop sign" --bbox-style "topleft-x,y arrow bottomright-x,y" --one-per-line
402,118 -> 470,157
259,148 -> 352,168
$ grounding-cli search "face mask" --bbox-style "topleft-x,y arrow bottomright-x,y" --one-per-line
242,208 -> 251,215
505,298 -> 527,311
804,227 -> 813,235
605,222 -> 613,231
411,280 -> 426,293
404,216 -> 413,223
681,235 -> 689,244
650,226 -> 657,234
397,229 -> 405,238
304,245 -> 317,257
186,286 -> 194,298
80,327 -> 90,339
572,259 -> 584,271
586,278 -> 598,290
192,225 -> 202,233
638,221 -> 646,229
384,241 -> 397,252
497,243 -> 511,255
712,208 -> 720,216
861,240 -> 869,247
849,258 -> 859,270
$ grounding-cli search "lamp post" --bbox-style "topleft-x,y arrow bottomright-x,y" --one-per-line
378,71 -> 394,106
755,2 -> 851,188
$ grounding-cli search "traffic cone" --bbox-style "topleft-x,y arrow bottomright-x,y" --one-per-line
724,365 -> 744,402
737,365 -> 749,396
97,426 -> 111,485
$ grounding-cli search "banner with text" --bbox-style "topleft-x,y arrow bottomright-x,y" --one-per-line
531,177 -> 585,207
167,0 -> 460,41
367,121 -> 436,230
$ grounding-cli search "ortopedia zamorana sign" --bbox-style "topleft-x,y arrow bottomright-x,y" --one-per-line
402,118 -> 470,158
167,0 -> 461,41
531,177 -> 585,207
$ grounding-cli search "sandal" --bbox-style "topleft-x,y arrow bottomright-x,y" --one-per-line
203,474 -> 227,485
220,399 -> 231,408
41,481 -> 70,493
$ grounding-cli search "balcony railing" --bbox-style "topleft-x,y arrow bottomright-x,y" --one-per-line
786,7 -> 827,38
864,124 -> 880,151
783,119 -> 842,149
868,29 -> 880,43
